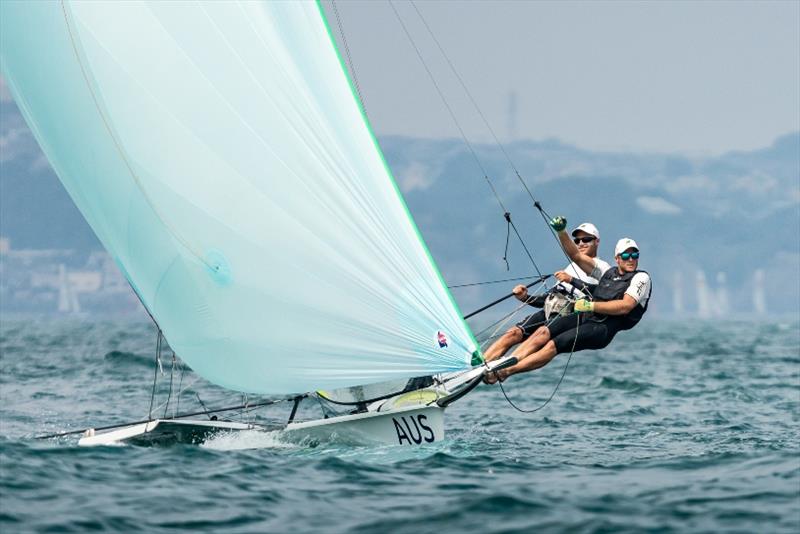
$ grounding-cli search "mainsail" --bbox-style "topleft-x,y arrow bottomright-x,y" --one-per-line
0,1 -> 477,393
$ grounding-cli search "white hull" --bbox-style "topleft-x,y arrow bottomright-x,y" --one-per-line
77,405 -> 445,447
284,404 -> 445,446
78,419 -> 262,447
75,356 -> 516,448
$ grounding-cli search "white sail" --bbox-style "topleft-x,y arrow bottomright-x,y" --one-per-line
0,1 -> 477,393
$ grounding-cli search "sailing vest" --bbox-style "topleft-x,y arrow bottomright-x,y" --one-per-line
591,269 -> 650,331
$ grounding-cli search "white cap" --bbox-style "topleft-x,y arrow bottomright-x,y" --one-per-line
571,222 -> 599,240
615,238 -> 639,256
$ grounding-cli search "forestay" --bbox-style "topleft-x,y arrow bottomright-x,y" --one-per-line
0,1 -> 476,393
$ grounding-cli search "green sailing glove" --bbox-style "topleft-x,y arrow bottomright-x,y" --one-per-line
550,216 -> 567,232
574,299 -> 594,313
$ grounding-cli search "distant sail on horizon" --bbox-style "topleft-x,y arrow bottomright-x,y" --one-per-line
0,1 -> 476,393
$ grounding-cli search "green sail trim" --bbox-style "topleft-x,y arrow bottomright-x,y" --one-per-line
314,0 -> 482,356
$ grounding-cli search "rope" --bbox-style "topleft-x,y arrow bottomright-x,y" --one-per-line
474,299 -> 537,345
495,306 -> 581,413
162,350 -> 176,418
403,1 -> 580,272
147,329 -> 162,420
331,0 -> 368,118
175,359 -> 186,416
409,0 -> 521,178
149,373 -> 202,422
502,213 -> 512,271
448,274 -> 547,289
387,0 -> 549,282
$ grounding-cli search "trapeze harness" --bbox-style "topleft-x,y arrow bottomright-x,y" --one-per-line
592,269 -> 650,329
549,269 -> 651,354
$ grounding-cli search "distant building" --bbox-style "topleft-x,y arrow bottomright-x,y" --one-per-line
672,271 -> 684,314
1,238 -> 139,315
696,270 -> 711,318
753,269 -> 766,315
715,272 -> 729,316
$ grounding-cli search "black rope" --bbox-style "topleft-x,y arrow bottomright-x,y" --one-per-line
448,274 -> 548,289
494,313 -> 581,413
175,358 -> 186,415
195,393 -> 212,420
506,217 -> 548,280
502,212 -> 512,270
163,350 -> 176,418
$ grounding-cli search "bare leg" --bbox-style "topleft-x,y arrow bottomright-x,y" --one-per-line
483,327 -> 524,362
484,326 -> 551,384
511,326 -> 551,360
492,340 -> 559,382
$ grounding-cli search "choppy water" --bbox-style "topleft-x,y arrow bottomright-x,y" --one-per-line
1,318 -> 798,533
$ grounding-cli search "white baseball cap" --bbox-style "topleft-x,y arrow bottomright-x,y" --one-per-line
571,222 -> 599,240
615,238 -> 640,256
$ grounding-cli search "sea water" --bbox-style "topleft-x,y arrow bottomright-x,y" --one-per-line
1,318 -> 798,533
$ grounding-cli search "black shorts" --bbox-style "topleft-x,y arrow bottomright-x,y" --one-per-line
547,314 -> 618,354
515,310 -> 547,338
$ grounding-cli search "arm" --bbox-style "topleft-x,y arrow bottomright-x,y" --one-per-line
513,284 -> 546,308
588,294 -> 638,316
556,229 -> 596,275
549,217 -> 596,275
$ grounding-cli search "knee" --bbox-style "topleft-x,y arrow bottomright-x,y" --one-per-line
504,327 -> 523,343
532,326 -> 550,340
540,340 -> 558,359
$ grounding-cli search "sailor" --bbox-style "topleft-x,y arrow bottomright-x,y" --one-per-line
487,216 -> 651,382
483,221 -> 610,362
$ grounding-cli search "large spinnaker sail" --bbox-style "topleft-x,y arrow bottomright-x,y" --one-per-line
0,1 -> 476,394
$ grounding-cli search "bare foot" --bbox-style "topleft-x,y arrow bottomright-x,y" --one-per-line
483,369 -> 509,385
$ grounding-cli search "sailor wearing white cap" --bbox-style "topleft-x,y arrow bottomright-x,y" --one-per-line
483,220 -> 610,363
486,216 -> 651,383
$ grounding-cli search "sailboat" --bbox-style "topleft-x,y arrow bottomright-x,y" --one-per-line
1,1 -> 516,446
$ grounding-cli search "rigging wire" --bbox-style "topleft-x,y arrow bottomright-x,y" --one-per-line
492,301 -> 580,413
386,5 -> 591,420
163,349 -> 176,418
406,1 -> 578,270
386,0 -> 547,281
175,358 -> 186,417
408,0 -> 520,178
448,274 -> 548,289
331,0 -> 369,117
147,329 -> 163,420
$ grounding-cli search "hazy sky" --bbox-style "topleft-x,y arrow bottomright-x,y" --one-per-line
323,0 -> 800,154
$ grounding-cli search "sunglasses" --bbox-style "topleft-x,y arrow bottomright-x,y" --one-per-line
573,236 -> 597,244
619,251 -> 640,260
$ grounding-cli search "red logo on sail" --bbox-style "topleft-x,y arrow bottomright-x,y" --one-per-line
437,331 -> 448,348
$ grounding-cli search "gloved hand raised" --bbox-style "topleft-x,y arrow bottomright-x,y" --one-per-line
550,216 -> 567,232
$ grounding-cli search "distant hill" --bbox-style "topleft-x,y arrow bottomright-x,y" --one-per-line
1,93 -> 798,317
384,132 -> 800,317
